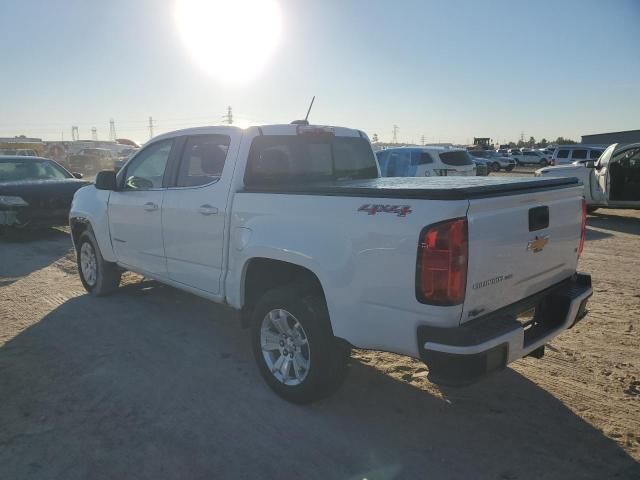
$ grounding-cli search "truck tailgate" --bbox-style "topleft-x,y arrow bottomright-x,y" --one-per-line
462,184 -> 584,324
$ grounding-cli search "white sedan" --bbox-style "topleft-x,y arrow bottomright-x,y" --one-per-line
511,150 -> 550,166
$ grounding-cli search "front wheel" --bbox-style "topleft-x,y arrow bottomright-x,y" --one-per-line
251,285 -> 349,404
491,162 -> 501,172
77,230 -> 121,296
505,165 -> 514,172
539,159 -> 548,166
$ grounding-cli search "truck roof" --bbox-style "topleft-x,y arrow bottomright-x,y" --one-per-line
151,124 -> 366,142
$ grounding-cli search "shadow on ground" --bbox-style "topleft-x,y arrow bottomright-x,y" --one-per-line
588,212 -> 640,236
0,281 -> 638,480
0,228 -> 71,286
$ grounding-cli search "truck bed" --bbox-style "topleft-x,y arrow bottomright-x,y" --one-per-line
241,176 -> 580,200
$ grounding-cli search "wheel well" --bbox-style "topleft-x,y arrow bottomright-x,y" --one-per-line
70,218 -> 91,247
242,258 -> 326,326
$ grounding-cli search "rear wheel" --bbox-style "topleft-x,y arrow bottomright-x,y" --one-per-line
539,159 -> 548,166
77,230 -> 121,296
505,165 -> 514,172
491,162 -> 501,172
251,285 -> 349,404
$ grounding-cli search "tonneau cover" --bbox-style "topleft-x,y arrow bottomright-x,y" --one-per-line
241,176 -> 580,200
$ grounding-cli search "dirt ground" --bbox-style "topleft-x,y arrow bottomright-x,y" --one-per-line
0,191 -> 638,478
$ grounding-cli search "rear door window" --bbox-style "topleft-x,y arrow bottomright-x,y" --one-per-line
557,149 -> 570,159
412,150 -> 433,164
176,134 -> 230,187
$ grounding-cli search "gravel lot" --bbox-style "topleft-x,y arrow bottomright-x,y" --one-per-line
1,182 -> 638,479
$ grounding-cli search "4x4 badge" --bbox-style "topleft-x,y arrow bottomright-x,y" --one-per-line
527,235 -> 549,253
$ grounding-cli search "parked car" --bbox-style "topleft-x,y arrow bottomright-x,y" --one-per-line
536,143 -> 640,212
468,150 -> 515,172
67,148 -> 115,176
70,123 -> 592,403
15,149 -> 37,156
511,150 -> 550,166
0,156 -> 87,230
471,157 -> 490,176
376,146 -> 476,177
551,145 -> 605,166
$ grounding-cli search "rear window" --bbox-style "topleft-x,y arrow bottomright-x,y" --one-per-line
557,150 -> 570,158
244,135 -> 377,187
439,151 -> 473,166
571,149 -> 588,160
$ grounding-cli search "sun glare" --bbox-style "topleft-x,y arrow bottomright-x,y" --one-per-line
174,0 -> 282,85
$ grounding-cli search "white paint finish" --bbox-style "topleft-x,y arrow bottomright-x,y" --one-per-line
69,185 -> 117,262
462,185 -> 583,323
161,129 -> 242,294
107,189 -> 167,277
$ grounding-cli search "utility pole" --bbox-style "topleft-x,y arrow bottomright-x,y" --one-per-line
222,106 -> 233,125
392,125 -> 399,144
109,119 -> 117,141
91,127 -> 98,141
71,126 -> 79,141
148,116 -> 154,140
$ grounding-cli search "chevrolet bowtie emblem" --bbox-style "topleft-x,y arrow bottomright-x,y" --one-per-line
527,235 -> 549,253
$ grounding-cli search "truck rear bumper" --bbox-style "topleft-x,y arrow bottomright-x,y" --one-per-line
418,273 -> 592,386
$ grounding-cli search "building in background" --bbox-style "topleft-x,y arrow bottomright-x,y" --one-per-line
581,129 -> 640,145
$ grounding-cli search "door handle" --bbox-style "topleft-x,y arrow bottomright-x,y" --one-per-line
143,202 -> 159,212
198,204 -> 219,216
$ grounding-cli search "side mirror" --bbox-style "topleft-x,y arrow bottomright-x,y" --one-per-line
72,172 -> 84,179
585,161 -> 596,168
95,170 -> 117,190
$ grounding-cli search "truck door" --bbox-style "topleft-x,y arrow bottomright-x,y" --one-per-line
590,145 -> 615,205
108,138 -> 175,276
608,146 -> 640,207
161,131 -> 241,296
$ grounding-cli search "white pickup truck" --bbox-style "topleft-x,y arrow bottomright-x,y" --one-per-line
536,142 -> 640,212
69,123 -> 592,403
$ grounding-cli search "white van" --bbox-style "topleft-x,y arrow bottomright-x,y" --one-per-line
551,145 -> 606,166
376,146 -> 476,177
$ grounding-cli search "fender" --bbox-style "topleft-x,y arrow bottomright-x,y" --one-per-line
69,185 -> 117,263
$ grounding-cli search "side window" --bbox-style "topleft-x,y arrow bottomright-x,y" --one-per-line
589,150 -> 603,160
412,151 -> 433,164
176,134 -> 230,187
386,151 -> 412,176
571,149 -> 588,160
557,149 -> 570,159
123,139 -> 172,190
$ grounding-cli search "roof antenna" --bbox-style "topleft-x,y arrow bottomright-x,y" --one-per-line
291,96 -> 315,125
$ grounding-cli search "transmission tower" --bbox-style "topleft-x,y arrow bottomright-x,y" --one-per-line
148,116 -> 154,139
91,127 -> 98,141
222,106 -> 233,125
392,125 -> 399,144
421,135 -> 426,145
71,126 -> 79,141
109,119 -> 117,141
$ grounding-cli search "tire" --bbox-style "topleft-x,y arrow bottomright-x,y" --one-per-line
250,284 -> 349,404
505,165 -> 514,172
491,162 -> 501,172
539,159 -> 548,167
77,230 -> 121,296
586,206 -> 598,214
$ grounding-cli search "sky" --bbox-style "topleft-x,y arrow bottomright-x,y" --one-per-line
0,0 -> 639,145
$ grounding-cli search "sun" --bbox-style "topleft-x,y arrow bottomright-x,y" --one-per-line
174,0 -> 282,85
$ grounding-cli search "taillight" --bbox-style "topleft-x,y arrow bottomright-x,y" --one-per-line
578,199 -> 586,257
416,218 -> 468,305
